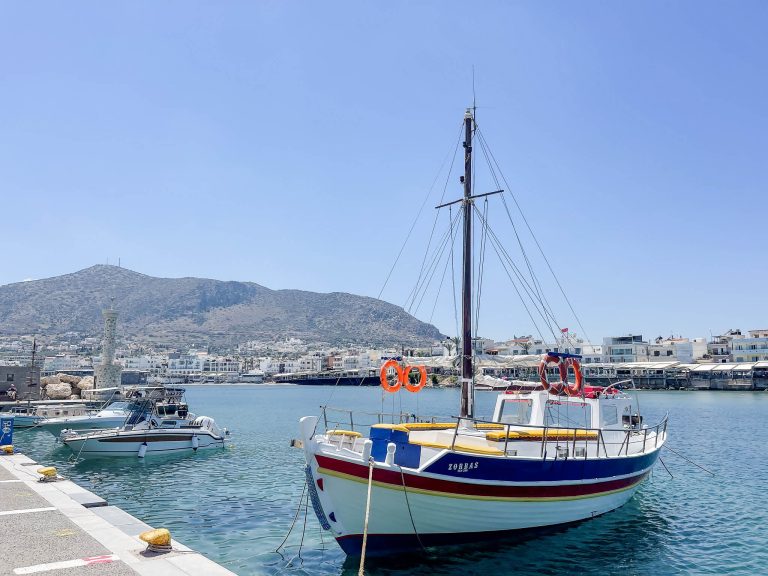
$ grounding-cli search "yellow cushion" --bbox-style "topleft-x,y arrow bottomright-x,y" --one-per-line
409,440 -> 504,456
486,428 -> 598,441
326,429 -> 362,438
371,423 -> 409,433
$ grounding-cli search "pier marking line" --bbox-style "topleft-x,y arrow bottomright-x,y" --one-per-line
0,507 -> 56,516
14,554 -> 119,574
0,479 -> 23,483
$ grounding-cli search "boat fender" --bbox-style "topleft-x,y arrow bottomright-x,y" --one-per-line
361,439 -> 372,462
192,435 -> 199,451
138,442 -> 147,458
384,442 -> 396,465
379,360 -> 403,393
403,365 -> 428,393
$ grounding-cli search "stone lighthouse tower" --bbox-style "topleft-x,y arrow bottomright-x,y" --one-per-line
94,301 -> 122,389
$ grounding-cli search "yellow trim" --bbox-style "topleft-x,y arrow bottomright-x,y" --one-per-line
371,422 -> 505,432
485,428 -> 598,442
409,440 -> 504,456
371,424 -> 409,433
317,466 -> 645,502
326,429 -> 362,438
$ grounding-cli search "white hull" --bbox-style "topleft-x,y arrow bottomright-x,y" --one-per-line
298,410 -> 665,556
40,416 -> 128,436
63,429 -> 225,458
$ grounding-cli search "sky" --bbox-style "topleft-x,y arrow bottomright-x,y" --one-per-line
1,1 -> 766,343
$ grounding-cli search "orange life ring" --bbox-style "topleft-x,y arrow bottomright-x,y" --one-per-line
379,360 -> 403,393
538,354 -> 583,396
538,353 -> 566,391
403,365 -> 427,393
563,358 -> 583,396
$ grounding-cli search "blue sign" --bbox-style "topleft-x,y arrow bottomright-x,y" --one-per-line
0,417 -> 13,446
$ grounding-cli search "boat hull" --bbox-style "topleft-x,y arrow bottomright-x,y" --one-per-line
304,437 -> 661,557
63,430 -> 225,458
40,416 -> 128,436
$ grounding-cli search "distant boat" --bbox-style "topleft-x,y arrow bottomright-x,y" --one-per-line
0,403 -> 90,429
36,401 -> 135,436
274,369 -> 380,386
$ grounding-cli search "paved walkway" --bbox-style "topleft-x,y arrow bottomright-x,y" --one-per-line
0,454 -> 235,576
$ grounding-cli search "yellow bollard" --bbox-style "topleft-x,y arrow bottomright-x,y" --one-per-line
0,445 -> 13,455
139,528 -> 172,552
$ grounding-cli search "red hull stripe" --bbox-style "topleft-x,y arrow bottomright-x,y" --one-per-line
316,455 -> 648,499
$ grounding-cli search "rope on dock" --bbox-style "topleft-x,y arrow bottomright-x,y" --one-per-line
358,458 -> 375,576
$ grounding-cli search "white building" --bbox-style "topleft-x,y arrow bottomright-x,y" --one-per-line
732,330 -> 768,362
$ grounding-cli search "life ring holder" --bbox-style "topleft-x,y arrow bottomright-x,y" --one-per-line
538,353 -> 583,396
379,360 -> 403,393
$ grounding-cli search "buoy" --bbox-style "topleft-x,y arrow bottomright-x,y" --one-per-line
139,528 -> 172,552
192,435 -> 199,451
138,442 -> 147,458
0,445 -> 13,455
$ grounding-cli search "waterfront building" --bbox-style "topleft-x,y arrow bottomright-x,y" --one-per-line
43,354 -> 89,373
732,329 -> 768,362
0,365 -> 40,399
167,355 -> 204,379
706,329 -> 742,363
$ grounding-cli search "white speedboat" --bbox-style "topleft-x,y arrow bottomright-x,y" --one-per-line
0,403 -> 90,429
37,401 -> 136,436
60,405 -> 228,458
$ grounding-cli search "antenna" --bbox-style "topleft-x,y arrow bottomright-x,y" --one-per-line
471,65 -> 477,122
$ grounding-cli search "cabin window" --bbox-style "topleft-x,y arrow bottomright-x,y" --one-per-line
601,405 -> 619,427
498,399 -> 532,425
545,401 -> 592,429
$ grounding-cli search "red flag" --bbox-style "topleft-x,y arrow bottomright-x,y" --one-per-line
560,328 -> 569,333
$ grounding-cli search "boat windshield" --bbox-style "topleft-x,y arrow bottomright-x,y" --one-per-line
104,402 -> 130,411
497,399 -> 533,425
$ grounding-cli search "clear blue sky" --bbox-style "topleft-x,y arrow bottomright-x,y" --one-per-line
1,2 -> 766,342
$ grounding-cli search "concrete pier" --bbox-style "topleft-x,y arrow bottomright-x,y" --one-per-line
0,453 -> 235,576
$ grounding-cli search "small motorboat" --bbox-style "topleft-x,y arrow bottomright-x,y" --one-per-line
60,402 -> 228,458
0,403 -> 90,429
37,401 -> 136,436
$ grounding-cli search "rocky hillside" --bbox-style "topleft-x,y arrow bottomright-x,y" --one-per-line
0,265 -> 443,347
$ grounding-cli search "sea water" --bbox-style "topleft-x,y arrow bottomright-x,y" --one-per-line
16,386 -> 768,575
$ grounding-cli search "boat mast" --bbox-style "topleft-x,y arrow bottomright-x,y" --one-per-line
460,109 -> 474,419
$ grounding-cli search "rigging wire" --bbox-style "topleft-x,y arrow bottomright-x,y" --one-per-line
473,204 -> 562,343
378,122 -> 463,301
475,129 -> 592,346
408,209 -> 463,317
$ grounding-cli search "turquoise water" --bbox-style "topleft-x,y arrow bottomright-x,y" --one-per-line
14,386 -> 768,575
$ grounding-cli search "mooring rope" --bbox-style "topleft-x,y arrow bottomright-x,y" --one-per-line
399,466 -> 427,552
358,457 -> 375,576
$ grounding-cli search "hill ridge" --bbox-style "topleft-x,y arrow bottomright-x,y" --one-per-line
0,265 -> 443,347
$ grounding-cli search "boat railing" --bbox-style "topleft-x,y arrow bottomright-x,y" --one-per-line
320,405 -> 443,433
451,413 -> 669,459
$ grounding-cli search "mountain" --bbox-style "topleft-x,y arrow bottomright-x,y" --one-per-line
0,265 -> 444,347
